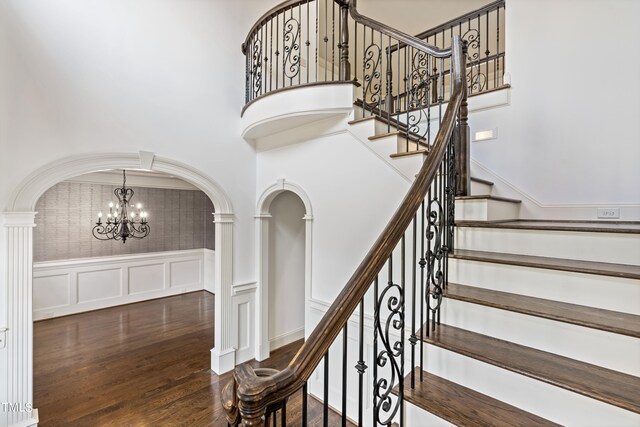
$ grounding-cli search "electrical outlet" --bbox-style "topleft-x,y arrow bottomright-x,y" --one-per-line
597,208 -> 619,219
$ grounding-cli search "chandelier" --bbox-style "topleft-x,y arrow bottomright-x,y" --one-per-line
92,170 -> 150,243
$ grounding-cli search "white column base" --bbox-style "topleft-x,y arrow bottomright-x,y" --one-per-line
211,347 -> 236,374
8,409 -> 38,427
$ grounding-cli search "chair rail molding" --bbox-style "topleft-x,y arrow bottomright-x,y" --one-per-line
1,152 -> 238,427
255,179 -> 313,361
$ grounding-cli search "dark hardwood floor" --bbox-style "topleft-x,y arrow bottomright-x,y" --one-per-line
34,291 -> 344,426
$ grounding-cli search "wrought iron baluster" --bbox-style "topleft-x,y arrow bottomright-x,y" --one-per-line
324,0 -> 328,81
281,401 -> 287,426
306,1 -> 310,84
283,6 -> 301,86
356,298 -> 366,426
342,323 -> 348,427
303,382 -> 309,426
386,35 -> 392,133
373,255 -> 404,426
324,352 -> 329,427
485,10 -> 490,90
275,14 -> 280,90
372,277 -> 378,427
410,214 -> 417,389
496,5 -> 501,87
419,200 -> 425,376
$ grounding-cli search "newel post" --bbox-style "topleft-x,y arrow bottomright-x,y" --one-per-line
339,0 -> 351,81
456,40 -> 471,196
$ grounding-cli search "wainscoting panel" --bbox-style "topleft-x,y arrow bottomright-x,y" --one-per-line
129,263 -> 165,295
33,249 -> 213,320
170,259 -> 201,288
77,268 -> 122,303
232,282 -> 257,364
33,274 -> 70,310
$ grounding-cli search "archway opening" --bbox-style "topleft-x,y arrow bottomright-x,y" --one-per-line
268,191 -> 306,351
30,169 -> 218,424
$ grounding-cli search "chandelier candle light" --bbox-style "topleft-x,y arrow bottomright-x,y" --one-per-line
92,170 -> 150,243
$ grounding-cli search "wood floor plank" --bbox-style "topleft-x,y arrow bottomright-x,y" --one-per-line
421,324 -> 640,414
400,368 -> 561,427
446,283 -> 640,337
34,292 -> 350,426
451,249 -> 640,280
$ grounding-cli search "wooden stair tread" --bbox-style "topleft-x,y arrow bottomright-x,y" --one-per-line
445,283 -> 640,337
420,324 -> 640,413
456,219 -> 640,234
390,150 -> 426,158
399,368 -> 561,427
456,195 -> 521,203
451,249 -> 640,280
470,176 -> 494,186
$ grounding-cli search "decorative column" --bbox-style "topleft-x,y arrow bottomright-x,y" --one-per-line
254,213 -> 272,362
3,212 -> 38,427
211,212 -> 235,374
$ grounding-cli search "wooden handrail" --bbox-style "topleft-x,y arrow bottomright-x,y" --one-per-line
227,2 -> 468,424
241,0 -> 310,54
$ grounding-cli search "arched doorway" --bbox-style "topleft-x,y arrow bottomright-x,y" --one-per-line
2,152 -> 236,427
255,179 -> 313,361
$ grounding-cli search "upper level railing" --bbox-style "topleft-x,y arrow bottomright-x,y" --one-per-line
226,1 -> 470,426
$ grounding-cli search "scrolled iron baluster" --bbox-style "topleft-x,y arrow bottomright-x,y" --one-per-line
425,196 -> 445,333
373,258 -> 404,425
252,36 -> 263,98
406,49 -> 431,142
363,40 -> 382,114
283,13 -> 301,83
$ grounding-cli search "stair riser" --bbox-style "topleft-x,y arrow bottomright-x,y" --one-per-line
449,258 -> 640,314
455,199 -> 520,221
420,346 -> 640,426
441,298 -> 639,376
470,180 -> 493,195
455,227 -> 640,265
391,153 -> 425,181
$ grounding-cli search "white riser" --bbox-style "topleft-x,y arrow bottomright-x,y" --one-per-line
470,180 -> 493,195
455,198 -> 520,221
449,258 -> 640,315
421,345 -> 640,426
391,154 -> 424,181
441,298 -> 640,376
456,227 -> 640,266
405,401 -> 455,427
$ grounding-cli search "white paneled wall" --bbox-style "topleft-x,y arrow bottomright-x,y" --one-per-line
33,249 -> 214,320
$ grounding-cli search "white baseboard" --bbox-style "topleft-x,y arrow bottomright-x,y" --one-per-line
269,327 -> 305,350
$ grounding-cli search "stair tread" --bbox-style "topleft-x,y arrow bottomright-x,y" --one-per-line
451,249 -> 640,280
390,149 -> 426,158
445,283 -> 640,337
400,368 -> 561,427
456,195 -> 521,203
470,176 -> 494,186
420,324 -> 640,413
456,219 -> 640,234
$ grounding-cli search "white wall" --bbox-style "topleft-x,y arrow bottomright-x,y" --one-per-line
467,0 -> 640,219
32,249 -> 213,320
0,0 -> 281,285
358,0 -> 490,36
268,191 -> 306,349
256,116 -> 412,329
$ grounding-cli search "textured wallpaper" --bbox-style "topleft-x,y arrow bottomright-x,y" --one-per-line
34,182 -> 215,262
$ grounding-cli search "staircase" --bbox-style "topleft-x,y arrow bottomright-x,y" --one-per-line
347,100 -> 640,425
229,1 -> 639,425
